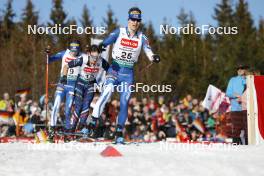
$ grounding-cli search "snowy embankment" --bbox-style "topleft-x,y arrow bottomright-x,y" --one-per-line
0,142 -> 264,176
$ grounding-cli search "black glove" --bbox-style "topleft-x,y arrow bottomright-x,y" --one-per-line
152,54 -> 160,63
98,43 -> 106,53
59,75 -> 67,85
45,45 -> 51,54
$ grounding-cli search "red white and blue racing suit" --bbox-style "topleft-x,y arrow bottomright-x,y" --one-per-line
68,54 -> 109,131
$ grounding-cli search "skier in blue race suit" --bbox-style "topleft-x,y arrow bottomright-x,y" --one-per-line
48,41 -> 82,142
89,7 -> 161,143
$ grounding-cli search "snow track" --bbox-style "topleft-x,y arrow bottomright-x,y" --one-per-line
0,142 -> 264,176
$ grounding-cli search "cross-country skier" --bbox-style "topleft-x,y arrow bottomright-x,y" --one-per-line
48,41 -> 82,142
89,7 -> 161,144
62,45 -> 109,136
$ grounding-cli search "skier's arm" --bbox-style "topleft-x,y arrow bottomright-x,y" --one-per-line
98,28 -> 120,52
142,35 -> 160,63
102,28 -> 120,46
49,50 -> 66,63
62,56 -> 83,76
101,58 -> 110,71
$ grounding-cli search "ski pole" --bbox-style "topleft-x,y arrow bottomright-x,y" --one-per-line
45,45 -> 51,127
139,62 -> 153,73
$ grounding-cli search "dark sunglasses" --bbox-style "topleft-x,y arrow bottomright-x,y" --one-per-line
129,18 -> 141,22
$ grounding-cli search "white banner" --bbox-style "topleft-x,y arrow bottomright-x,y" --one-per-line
202,84 -> 230,113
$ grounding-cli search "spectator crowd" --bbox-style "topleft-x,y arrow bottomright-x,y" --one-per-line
0,92 -> 226,142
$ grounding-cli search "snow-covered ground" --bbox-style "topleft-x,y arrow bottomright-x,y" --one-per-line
0,142 -> 264,176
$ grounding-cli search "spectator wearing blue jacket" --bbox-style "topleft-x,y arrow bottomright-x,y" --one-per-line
226,64 -> 249,111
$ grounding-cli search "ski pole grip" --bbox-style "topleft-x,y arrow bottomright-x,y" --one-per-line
45,45 -> 51,54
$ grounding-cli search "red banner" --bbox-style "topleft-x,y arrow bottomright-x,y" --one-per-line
254,76 -> 264,139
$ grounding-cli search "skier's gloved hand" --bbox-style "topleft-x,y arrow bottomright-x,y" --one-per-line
45,45 -> 51,54
152,54 -> 160,63
98,43 -> 106,53
59,75 -> 67,85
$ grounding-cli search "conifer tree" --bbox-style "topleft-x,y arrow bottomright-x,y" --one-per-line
1,0 -> 15,40
233,0 -> 256,66
80,5 -> 93,45
103,6 -> 118,36
49,0 -> 68,47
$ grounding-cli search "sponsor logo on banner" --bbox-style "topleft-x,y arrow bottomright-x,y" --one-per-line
121,38 -> 138,48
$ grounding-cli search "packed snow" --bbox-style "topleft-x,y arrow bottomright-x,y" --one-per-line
0,142 -> 264,176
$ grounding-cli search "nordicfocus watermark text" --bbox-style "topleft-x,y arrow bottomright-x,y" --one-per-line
160,24 -> 238,35
95,83 -> 172,93
28,24 -> 106,35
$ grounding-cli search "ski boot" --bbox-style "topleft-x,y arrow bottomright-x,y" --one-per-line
76,123 -> 89,139
48,126 -> 55,143
63,128 -> 73,143
114,125 -> 125,144
87,116 -> 99,139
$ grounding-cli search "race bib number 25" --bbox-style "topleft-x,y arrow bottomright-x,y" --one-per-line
121,51 -> 132,59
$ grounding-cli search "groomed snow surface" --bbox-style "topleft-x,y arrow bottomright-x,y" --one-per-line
0,142 -> 264,176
